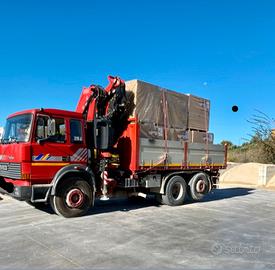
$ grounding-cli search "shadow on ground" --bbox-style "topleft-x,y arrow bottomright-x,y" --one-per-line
27,196 -> 160,216
22,187 -> 255,217
199,187 -> 255,203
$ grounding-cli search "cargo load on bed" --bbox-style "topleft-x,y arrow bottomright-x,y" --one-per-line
119,79 -> 224,171
125,80 -> 210,141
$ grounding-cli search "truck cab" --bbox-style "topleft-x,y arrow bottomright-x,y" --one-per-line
0,108 -> 89,205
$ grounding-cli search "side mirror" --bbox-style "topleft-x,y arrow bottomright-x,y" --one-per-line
47,119 -> 56,136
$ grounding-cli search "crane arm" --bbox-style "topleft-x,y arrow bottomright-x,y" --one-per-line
76,76 -> 125,122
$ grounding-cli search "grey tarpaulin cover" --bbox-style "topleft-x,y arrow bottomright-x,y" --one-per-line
125,80 -> 210,140
187,94 -> 210,131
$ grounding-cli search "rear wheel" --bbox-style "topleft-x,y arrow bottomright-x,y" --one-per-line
188,172 -> 210,201
50,176 -> 93,218
160,176 -> 187,206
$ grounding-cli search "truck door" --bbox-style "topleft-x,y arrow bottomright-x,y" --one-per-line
31,114 -> 86,183
68,119 -> 87,163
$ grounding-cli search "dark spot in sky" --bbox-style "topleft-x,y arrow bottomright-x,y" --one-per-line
232,105 -> 239,112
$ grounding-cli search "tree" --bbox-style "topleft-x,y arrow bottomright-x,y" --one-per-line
220,140 -> 238,150
220,140 -> 233,147
247,110 -> 275,164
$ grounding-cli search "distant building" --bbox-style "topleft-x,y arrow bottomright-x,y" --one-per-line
0,127 -> 3,139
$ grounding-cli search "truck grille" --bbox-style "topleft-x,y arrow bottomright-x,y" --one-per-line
0,162 -> 21,179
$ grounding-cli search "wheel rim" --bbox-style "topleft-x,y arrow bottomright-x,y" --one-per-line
171,182 -> 184,200
196,179 -> 206,193
66,188 -> 84,208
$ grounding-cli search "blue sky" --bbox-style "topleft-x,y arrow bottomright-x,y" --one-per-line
0,0 -> 274,145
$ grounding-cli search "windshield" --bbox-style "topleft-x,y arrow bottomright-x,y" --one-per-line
2,114 -> 33,143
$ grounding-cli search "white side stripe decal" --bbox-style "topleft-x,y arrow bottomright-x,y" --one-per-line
71,148 -> 88,162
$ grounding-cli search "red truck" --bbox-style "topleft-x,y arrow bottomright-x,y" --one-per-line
0,76 -> 227,217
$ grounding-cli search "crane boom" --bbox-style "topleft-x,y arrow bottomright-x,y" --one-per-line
76,75 -> 126,122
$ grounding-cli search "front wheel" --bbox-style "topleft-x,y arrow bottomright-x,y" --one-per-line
50,176 -> 93,218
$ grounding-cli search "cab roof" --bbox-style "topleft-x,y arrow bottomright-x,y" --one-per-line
8,108 -> 83,119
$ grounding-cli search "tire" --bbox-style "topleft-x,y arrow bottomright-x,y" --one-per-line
188,172 -> 210,201
161,175 -> 187,206
50,176 -> 93,218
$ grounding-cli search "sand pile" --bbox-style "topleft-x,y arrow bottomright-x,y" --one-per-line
220,162 -> 275,188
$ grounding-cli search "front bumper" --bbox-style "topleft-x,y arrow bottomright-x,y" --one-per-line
0,177 -> 51,202
0,185 -> 32,201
